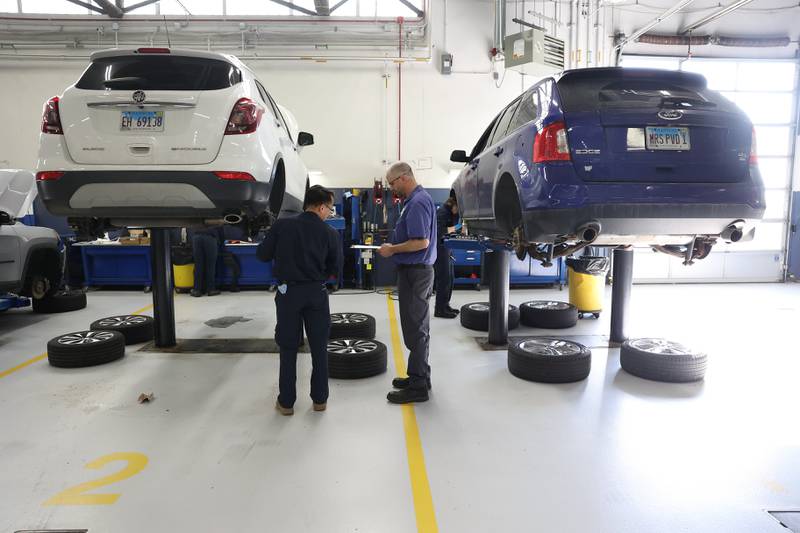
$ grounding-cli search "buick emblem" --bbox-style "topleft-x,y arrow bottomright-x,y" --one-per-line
657,109 -> 682,120
132,90 -> 146,103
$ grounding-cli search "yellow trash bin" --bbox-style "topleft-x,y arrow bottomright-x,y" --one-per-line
566,256 -> 609,318
173,263 -> 195,292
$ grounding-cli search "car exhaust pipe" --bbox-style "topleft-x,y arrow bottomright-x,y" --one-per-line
223,213 -> 243,225
721,221 -> 744,243
576,221 -> 601,243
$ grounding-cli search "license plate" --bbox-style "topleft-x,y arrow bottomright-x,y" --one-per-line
121,111 -> 164,132
645,126 -> 690,150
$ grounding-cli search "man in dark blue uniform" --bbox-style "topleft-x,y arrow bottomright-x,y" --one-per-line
257,185 -> 342,416
434,194 -> 460,318
378,162 -> 437,404
191,225 -> 224,297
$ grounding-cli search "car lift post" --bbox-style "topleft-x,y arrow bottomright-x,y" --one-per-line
486,246 -> 511,345
610,246 -> 633,344
150,228 -> 176,347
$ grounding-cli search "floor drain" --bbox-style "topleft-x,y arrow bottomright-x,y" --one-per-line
768,510 -> 800,532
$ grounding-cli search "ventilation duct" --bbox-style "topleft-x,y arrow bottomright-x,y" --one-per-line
637,34 -> 710,46
636,33 -> 790,48
494,0 -> 506,52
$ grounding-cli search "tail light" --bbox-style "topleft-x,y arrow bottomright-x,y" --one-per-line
136,47 -> 170,54
225,98 -> 263,135
214,171 -> 255,181
36,171 -> 64,181
533,121 -> 571,162
41,96 -> 63,135
749,127 -> 758,165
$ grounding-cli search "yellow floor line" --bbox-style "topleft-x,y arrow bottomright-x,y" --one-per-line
386,293 -> 439,533
130,303 -> 154,316
0,302 -> 154,380
0,353 -> 47,379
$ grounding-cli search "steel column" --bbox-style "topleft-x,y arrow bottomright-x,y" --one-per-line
150,228 -> 176,347
609,246 -> 633,344
486,248 -> 510,345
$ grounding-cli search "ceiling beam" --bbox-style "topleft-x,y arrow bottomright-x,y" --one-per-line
314,0 -> 330,16
123,0 -> 161,13
269,0 -> 319,16
93,0 -> 125,18
64,0 -> 106,14
679,0 -> 756,34
329,0 -> 351,14
397,0 -> 423,18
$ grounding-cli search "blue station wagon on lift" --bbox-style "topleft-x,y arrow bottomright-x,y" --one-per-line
449,67 -> 765,265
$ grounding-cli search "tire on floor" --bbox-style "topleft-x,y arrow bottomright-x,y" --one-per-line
519,300 -> 578,329
459,302 -> 520,331
329,312 -> 376,339
508,337 -> 591,383
32,290 -> 87,314
620,338 -> 707,383
328,338 -> 387,379
47,330 -> 125,368
90,315 -> 155,345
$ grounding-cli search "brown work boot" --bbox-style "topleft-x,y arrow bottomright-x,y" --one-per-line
275,400 -> 294,416
313,402 -> 327,412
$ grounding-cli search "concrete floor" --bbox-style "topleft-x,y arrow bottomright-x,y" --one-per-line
1,282 -> 799,533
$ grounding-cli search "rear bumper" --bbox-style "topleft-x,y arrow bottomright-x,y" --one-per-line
36,170 -> 270,221
521,203 -> 765,243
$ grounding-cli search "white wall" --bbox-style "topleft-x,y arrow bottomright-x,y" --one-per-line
1,0 -> 582,190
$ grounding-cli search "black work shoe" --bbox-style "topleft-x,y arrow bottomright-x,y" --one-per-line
207,289 -> 221,296
434,309 -> 458,319
229,286 -> 241,293
387,387 -> 429,404
392,376 -> 432,390
446,306 -> 460,315
190,289 -> 203,297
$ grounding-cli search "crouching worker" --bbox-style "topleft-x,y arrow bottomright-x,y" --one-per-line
256,185 -> 342,416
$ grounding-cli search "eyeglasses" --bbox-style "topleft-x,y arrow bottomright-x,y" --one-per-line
387,175 -> 404,186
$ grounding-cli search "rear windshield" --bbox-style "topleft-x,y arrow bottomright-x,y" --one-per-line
76,56 -> 242,90
557,69 -> 735,112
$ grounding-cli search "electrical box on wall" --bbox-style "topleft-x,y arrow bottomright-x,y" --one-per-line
440,52 -> 453,75
504,29 -> 565,76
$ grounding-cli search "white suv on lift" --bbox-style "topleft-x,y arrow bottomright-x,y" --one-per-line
36,47 -> 314,238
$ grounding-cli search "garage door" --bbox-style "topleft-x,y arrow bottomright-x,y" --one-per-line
621,55 -> 797,283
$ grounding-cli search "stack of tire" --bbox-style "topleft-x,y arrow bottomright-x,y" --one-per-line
327,313 -> 387,379
457,298 -> 590,384
46,315 -> 155,369
508,337 -> 592,383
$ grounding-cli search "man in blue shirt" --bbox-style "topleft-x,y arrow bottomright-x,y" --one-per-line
378,162 -> 437,404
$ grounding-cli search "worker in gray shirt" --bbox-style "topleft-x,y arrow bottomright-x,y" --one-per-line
378,162 -> 437,404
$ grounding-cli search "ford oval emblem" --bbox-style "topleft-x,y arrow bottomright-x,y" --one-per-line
132,90 -> 146,103
658,109 -> 682,120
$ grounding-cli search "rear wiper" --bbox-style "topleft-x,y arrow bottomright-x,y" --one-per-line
660,96 -> 716,108
103,77 -> 146,89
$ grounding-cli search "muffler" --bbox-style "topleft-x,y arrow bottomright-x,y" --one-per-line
720,221 -> 744,243
576,221 -> 601,243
